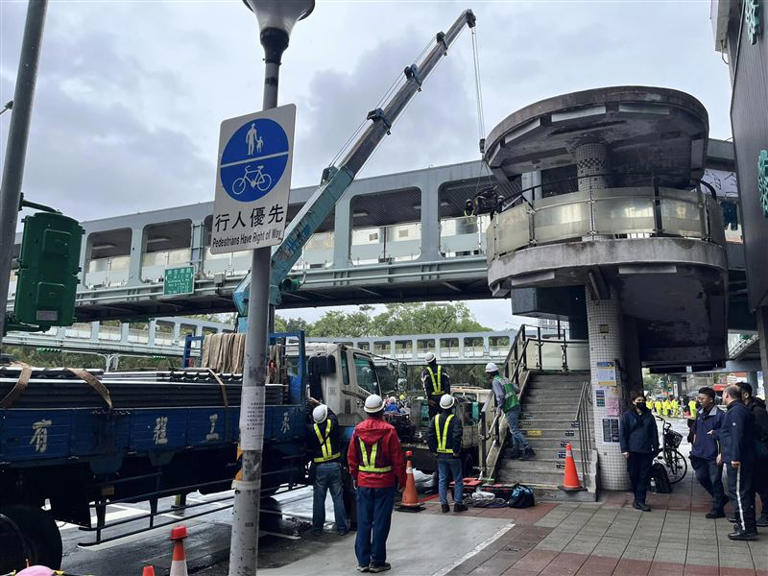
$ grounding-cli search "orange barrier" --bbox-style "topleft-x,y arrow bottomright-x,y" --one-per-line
395,450 -> 424,512
169,525 -> 189,576
559,444 -> 585,492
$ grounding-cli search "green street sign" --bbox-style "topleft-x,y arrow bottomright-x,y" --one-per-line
163,266 -> 195,296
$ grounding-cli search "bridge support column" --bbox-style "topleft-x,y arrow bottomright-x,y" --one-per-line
127,227 -> 147,284
333,196 -> 352,268
120,322 -> 130,344
148,320 -> 156,347
419,183 -> 441,261
90,321 -> 99,341
173,321 -> 181,344
586,283 -> 630,491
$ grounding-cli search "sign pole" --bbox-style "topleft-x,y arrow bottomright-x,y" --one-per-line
0,0 -> 47,346
228,28 -> 288,576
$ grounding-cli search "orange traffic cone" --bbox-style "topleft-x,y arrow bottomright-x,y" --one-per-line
142,566 -> 156,576
169,525 -> 189,576
559,444 -> 585,492
395,450 -> 424,512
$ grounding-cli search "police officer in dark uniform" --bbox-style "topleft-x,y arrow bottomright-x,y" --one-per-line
719,385 -> 758,540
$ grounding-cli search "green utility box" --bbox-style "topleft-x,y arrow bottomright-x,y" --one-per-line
13,212 -> 84,327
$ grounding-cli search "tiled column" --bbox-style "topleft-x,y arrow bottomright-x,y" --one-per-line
586,284 -> 629,490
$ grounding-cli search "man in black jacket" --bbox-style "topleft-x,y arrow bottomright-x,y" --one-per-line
619,391 -> 659,511
719,385 -> 758,540
737,381 -> 768,527
427,394 -> 467,513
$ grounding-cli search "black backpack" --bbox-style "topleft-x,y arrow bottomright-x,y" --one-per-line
508,483 -> 536,508
650,462 -> 672,493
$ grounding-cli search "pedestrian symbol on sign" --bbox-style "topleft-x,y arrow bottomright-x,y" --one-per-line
220,118 -> 288,202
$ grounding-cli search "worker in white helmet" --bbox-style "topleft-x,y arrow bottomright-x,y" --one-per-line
308,404 -> 348,536
347,394 -> 407,573
427,394 -> 468,513
486,362 -> 535,460
421,352 -> 451,419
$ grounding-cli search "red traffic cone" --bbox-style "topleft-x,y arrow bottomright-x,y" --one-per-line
142,566 -> 156,576
396,450 -> 424,512
559,444 -> 585,492
169,525 -> 189,576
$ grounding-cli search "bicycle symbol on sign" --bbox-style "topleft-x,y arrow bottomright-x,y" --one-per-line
232,164 -> 272,196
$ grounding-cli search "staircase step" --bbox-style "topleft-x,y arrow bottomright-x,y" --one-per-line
498,468 -> 567,485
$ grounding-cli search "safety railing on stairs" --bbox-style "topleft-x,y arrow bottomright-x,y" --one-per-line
574,379 -> 594,489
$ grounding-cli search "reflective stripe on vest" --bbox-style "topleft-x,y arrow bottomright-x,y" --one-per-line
426,365 -> 443,396
435,414 -> 455,454
313,420 -> 340,463
358,438 -> 392,473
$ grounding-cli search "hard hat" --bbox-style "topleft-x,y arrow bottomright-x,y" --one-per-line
312,404 -> 328,423
439,394 -> 455,410
485,362 -> 499,373
364,394 -> 385,414
424,352 -> 436,364
389,396 -> 397,403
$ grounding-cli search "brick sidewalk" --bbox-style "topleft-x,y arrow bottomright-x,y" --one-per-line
436,466 -> 768,576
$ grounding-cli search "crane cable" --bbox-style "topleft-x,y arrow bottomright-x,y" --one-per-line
470,25 -> 493,205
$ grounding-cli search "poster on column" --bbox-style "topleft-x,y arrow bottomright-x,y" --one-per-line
596,361 -> 617,387
603,386 -> 620,416
602,418 -> 620,443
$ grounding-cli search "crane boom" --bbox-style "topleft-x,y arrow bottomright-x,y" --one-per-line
234,9 -> 476,315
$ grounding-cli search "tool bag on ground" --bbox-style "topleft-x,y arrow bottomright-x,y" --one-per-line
649,462 -> 672,493
507,483 -> 535,508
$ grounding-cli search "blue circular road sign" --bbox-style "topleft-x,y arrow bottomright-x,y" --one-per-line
219,118 -> 289,202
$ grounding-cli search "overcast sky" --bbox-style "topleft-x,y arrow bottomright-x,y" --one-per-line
0,0 -> 733,330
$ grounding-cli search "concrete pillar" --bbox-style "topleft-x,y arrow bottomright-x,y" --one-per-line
586,284 -> 629,490
90,321 -> 99,341
574,143 -> 610,239
190,219 -> 205,277
127,226 -> 146,284
173,321 -> 181,344
148,320 -> 156,346
333,195 -> 352,268
419,184 -> 441,262
120,322 -> 130,344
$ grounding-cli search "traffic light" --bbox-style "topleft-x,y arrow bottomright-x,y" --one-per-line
13,212 -> 84,328
280,277 -> 301,292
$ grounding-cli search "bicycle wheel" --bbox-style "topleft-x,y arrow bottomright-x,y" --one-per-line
664,449 -> 687,484
232,178 -> 246,196
256,172 -> 272,192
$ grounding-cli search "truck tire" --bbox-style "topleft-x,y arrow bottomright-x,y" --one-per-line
0,505 -> 62,572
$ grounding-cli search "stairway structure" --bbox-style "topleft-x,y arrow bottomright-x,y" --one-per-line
479,325 -> 598,501
498,371 -> 597,500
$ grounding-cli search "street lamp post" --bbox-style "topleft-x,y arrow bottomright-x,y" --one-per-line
229,2 -> 313,574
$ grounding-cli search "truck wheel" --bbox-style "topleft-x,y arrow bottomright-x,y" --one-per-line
0,505 -> 62,572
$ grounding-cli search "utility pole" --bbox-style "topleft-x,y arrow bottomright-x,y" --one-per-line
228,2 -> 313,574
0,0 -> 48,347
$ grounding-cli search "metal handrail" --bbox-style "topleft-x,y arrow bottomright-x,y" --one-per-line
574,379 -> 593,488
498,170 -> 718,211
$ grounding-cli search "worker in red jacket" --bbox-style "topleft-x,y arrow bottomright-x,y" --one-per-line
348,394 -> 407,574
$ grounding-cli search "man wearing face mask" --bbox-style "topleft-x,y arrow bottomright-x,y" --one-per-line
690,387 -> 727,519
620,391 -> 659,511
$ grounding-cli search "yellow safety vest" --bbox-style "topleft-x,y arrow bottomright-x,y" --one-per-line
313,420 -> 340,463
435,414 -> 455,454
358,438 -> 392,474
426,366 -> 443,396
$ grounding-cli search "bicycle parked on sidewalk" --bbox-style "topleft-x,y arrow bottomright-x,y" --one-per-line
655,415 -> 687,483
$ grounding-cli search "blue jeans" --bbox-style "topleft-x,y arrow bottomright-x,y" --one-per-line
312,461 -> 348,532
505,405 -> 528,451
437,456 -> 463,506
355,486 -> 395,567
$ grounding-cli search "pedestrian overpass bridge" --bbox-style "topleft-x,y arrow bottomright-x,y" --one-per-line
4,318 -> 519,367
7,142 -> 747,330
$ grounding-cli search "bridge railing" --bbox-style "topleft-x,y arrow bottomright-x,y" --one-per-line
488,174 -> 726,259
